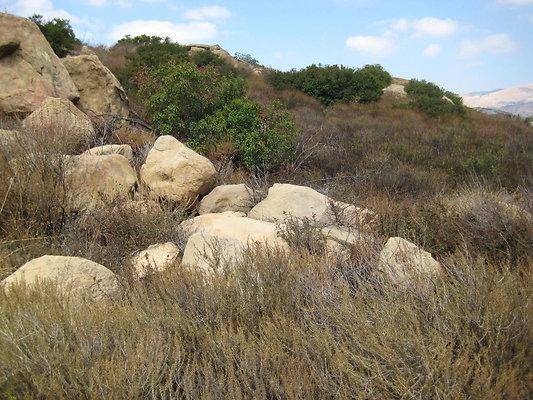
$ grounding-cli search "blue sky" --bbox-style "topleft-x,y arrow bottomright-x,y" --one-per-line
1,0 -> 532,93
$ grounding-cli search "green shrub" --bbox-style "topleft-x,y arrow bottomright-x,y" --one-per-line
113,35 -> 190,92
140,61 -> 246,138
266,64 -> 392,105
141,61 -> 297,171
189,99 -> 298,171
29,14 -> 80,58
405,79 -> 465,117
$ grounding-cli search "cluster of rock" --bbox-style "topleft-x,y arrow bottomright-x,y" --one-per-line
0,13 -> 443,300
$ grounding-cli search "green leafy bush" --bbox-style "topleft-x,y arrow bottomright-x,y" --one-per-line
266,64 -> 392,105
29,14 -> 80,57
404,79 -> 465,117
140,61 -> 246,138
113,35 -> 190,92
141,61 -> 297,171
190,99 -> 297,170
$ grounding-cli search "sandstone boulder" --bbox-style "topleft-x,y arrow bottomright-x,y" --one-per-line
22,97 -> 96,150
0,13 -> 79,114
379,237 -> 442,286
65,154 -> 137,212
181,212 -> 287,273
140,135 -> 216,205
82,144 -> 134,162
198,184 -> 254,215
61,54 -> 129,117
248,184 -> 376,228
131,242 -> 180,278
2,255 -> 120,301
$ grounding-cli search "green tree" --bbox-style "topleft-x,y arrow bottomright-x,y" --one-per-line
29,14 -> 79,57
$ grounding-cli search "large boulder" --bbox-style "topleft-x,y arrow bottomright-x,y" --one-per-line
64,154 -> 137,212
131,242 -> 180,279
140,135 -> 216,205
181,212 -> 287,273
248,184 -> 376,228
82,144 -> 134,162
1,255 -> 120,301
22,97 -> 96,150
61,54 -> 129,117
0,13 -> 79,114
198,184 -> 254,215
379,237 -> 442,286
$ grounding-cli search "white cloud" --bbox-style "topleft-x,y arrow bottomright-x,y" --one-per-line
391,18 -> 409,32
412,17 -> 458,37
109,20 -> 218,43
459,34 -> 517,58
346,35 -> 395,57
498,0 -> 533,5
12,0 -> 81,22
115,0 -> 132,6
184,6 -> 231,20
423,43 -> 442,57
390,17 -> 458,37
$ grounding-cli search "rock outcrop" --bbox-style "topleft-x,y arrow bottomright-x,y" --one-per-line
61,54 -> 129,117
22,97 -> 96,150
0,13 -> 79,114
131,242 -> 180,278
198,184 -> 254,215
64,154 -> 137,212
2,255 -> 120,301
379,237 -> 442,286
140,135 -> 216,205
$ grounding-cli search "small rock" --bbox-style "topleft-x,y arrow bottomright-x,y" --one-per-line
379,237 -> 442,286
198,184 -> 254,215
131,242 -> 180,278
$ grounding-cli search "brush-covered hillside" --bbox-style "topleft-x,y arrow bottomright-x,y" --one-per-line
0,13 -> 531,399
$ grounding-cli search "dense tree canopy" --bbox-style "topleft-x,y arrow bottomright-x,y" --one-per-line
29,14 -> 80,58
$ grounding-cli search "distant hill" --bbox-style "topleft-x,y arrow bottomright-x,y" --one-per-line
461,84 -> 533,117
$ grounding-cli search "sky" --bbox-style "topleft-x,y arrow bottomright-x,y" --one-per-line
1,0 -> 532,93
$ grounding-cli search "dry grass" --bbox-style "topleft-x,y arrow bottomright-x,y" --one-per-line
0,246 -> 530,399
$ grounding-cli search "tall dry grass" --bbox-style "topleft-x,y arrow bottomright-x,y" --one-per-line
0,245 -> 530,399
